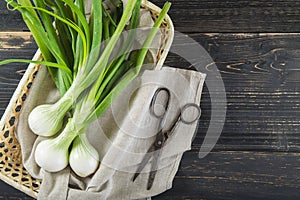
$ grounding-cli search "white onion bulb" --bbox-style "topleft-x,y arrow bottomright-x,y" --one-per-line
28,96 -> 72,137
69,133 -> 100,177
34,119 -> 77,172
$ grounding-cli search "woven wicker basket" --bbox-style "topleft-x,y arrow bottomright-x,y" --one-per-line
0,1 -> 174,198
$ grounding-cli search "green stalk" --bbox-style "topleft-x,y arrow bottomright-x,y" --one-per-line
88,55 -> 125,106
55,19 -> 74,70
85,0 -> 103,71
135,2 -> 171,72
29,0 -> 139,122
86,0 -> 142,105
17,0 -> 39,18
95,56 -> 126,103
54,0 -> 78,63
32,0 -> 71,93
0,59 -> 72,74
44,0 -> 58,11
86,2 -> 172,123
6,0 -> 171,143
11,4 -> 88,64
91,0 -> 103,52
109,11 -> 117,35
103,15 -> 110,41
58,0 -> 141,127
7,0 -> 52,62
19,5 -> 88,66
32,0 -> 68,67
98,59 -> 133,103
7,1 -> 66,93
7,1 -> 90,94
75,0 -> 85,21
78,0 -> 138,90
15,4 -> 91,94
73,34 -> 84,77
103,5 -> 117,27
72,0 -> 86,75
62,0 -> 91,55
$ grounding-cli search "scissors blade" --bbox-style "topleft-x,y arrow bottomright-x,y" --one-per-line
132,129 -> 166,182
165,112 -> 181,139
132,142 -> 156,182
147,148 -> 163,190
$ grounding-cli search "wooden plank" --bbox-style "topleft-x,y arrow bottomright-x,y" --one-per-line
154,151 -> 300,200
0,180 -> 33,200
0,151 -> 298,199
0,32 -> 36,115
1,0 -> 300,32
165,33 -> 300,152
151,0 -> 300,33
0,1 -> 26,31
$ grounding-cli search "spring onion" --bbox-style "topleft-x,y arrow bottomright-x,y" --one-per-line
2,0 -> 171,177
28,0 -> 138,137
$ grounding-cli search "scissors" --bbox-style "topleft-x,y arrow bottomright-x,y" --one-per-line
132,87 -> 201,190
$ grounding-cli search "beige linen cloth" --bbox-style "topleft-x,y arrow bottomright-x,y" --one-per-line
15,66 -> 206,200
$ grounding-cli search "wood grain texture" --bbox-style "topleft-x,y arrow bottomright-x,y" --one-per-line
2,0 -> 300,32
155,151 -> 300,200
152,0 -> 300,33
1,151 -> 298,200
0,1 -> 26,31
0,32 -> 36,115
162,33 -> 300,152
0,179 -> 33,200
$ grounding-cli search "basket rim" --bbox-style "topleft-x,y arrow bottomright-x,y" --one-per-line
0,0 -> 174,198
143,0 -> 175,70
0,50 -> 42,199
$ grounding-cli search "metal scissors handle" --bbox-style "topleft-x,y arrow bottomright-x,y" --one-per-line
149,87 -> 171,130
166,103 -> 201,138
132,87 -> 201,190
150,88 -> 201,135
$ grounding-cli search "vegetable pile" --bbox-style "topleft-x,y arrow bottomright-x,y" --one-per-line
1,0 -> 171,177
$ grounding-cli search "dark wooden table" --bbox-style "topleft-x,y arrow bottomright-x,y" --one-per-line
1,0 -> 300,199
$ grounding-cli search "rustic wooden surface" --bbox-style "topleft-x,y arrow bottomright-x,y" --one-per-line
1,0 -> 300,199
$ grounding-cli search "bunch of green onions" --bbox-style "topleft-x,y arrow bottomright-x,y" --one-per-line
1,0 -> 171,177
